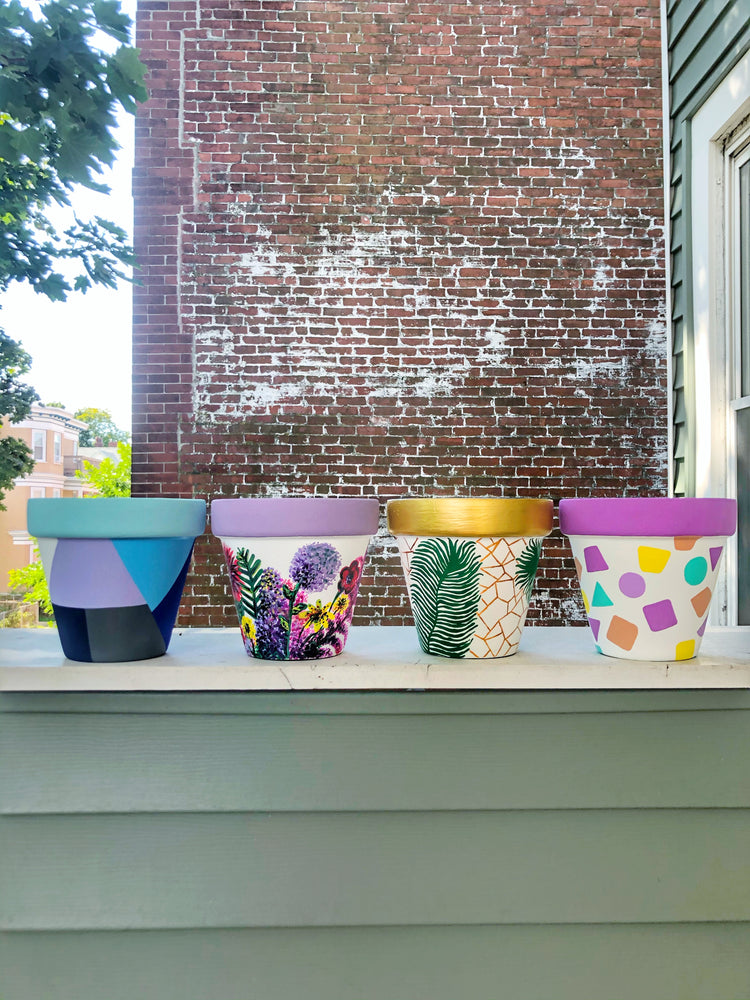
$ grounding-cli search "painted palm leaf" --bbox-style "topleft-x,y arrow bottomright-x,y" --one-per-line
235,547 -> 263,619
409,537 -> 483,658
514,537 -> 543,601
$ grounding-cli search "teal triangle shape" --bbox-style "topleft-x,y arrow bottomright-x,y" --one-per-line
591,582 -> 614,607
112,537 -> 195,610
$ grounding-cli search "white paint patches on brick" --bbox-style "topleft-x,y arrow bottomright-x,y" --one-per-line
571,355 -> 631,385
644,304 -> 668,361
592,264 -> 614,292
193,195 -> 520,417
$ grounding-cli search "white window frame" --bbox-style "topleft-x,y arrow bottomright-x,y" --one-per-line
29,487 -> 45,499
31,430 -> 46,463
690,50 -> 750,624
725,134 -> 750,624
53,432 -> 62,464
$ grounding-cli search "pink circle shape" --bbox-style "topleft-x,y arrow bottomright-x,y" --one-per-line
619,572 -> 646,598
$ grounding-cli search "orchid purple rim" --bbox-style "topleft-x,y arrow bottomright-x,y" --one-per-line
558,497 -> 737,537
210,497 -> 380,537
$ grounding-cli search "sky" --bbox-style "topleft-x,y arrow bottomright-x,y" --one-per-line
1,1 -> 138,432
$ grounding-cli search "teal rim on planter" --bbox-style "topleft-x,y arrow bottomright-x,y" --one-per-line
559,497 -> 737,661
211,497 -> 379,661
27,498 -> 206,663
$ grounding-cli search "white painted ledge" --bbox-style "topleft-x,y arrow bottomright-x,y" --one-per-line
0,625 -> 749,691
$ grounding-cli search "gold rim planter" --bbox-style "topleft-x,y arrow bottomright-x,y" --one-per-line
388,497 -> 554,659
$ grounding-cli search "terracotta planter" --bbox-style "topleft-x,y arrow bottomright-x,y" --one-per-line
27,498 -> 206,662
211,497 -> 379,660
559,497 -> 737,660
387,497 -> 553,658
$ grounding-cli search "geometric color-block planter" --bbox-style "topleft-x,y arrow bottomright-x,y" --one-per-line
211,497 -> 380,660
559,497 -> 737,661
387,497 -> 554,658
26,497 -> 207,663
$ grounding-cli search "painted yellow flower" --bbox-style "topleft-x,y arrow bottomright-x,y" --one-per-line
240,615 -> 256,641
299,600 -> 334,632
331,592 -> 350,616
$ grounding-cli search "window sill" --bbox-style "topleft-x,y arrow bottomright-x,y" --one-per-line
1,625 -> 748,692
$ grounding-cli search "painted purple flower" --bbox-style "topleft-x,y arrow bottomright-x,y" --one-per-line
256,567 -> 286,613
289,543 -> 341,593
256,611 -> 288,660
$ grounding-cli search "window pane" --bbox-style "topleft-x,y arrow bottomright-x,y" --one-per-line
738,405 -> 750,625
32,431 -> 45,461
741,159 -> 750,397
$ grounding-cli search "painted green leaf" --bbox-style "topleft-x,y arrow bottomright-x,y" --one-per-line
514,537 -> 543,601
235,547 -> 263,619
409,537 -> 483,658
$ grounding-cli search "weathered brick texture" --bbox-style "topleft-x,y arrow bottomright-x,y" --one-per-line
133,0 -> 667,628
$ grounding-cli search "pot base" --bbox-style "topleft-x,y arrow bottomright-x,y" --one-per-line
396,534 -> 544,659
569,534 -> 727,661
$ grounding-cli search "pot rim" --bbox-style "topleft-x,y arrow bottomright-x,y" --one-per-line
27,497 -> 207,539
559,497 -> 737,537
210,496 -> 380,537
387,497 -> 554,538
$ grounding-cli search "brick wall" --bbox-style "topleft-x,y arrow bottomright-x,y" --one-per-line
133,0 -> 667,628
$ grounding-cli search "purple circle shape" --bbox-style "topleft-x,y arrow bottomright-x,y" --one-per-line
210,497 -> 380,537
619,572 -> 646,598
559,497 -> 736,537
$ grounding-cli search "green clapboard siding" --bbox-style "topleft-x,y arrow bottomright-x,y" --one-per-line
1,689 -> 749,999
2,809 -> 749,930
2,708 -> 750,814
668,0 -> 750,492
1,925 -> 749,1000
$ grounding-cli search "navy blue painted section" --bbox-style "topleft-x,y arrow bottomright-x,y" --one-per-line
152,546 -> 194,647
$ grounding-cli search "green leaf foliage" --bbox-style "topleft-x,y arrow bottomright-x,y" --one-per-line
0,330 -> 38,509
514,537 -> 544,601
0,0 -> 147,298
8,542 -> 53,616
409,537 -> 483,658
74,406 -> 130,447
76,439 -> 131,496
235,548 -> 263,619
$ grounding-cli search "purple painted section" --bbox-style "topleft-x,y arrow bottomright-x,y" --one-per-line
588,617 -> 601,640
583,545 -> 608,572
211,497 -> 379,537
559,497 -> 737,537
697,618 -> 708,637
48,539 -> 146,608
709,546 -> 724,570
643,599 -> 678,633
619,572 -> 646,598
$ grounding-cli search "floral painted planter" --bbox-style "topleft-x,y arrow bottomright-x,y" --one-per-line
27,498 -> 206,662
387,497 -> 553,658
559,497 -> 737,661
211,497 -> 379,660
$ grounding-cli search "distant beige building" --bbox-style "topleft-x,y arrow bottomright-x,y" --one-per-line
0,405 -> 91,583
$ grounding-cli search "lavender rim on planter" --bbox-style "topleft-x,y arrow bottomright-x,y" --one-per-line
27,497 -> 206,663
210,497 -> 379,661
559,497 -> 737,661
387,497 -> 554,659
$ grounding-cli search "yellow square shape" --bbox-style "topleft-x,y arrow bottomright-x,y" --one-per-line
675,639 -> 695,660
637,545 -> 671,573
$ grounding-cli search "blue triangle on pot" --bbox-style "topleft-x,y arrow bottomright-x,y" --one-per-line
112,537 -> 195,611
591,582 -> 614,607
